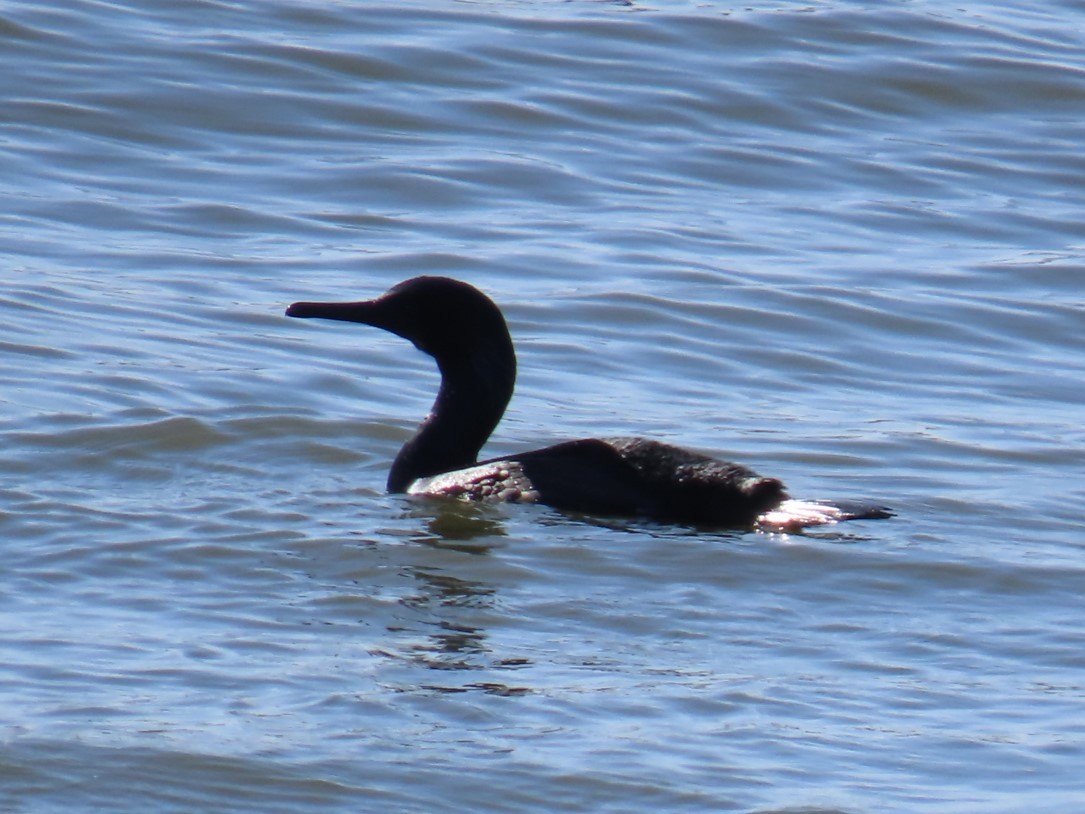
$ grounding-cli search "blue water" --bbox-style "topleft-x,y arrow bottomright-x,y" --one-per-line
2,1 -> 1084,812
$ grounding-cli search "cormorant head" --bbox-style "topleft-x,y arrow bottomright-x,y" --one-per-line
287,276 -> 515,374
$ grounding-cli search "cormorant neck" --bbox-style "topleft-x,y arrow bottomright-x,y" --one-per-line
387,341 -> 515,492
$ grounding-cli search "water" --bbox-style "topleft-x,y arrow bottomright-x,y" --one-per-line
2,0 -> 1084,811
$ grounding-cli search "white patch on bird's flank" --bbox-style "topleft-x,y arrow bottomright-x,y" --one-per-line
756,499 -> 849,533
407,461 -> 541,504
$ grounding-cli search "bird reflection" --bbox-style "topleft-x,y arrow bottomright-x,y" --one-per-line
403,497 -> 510,553
388,536 -> 531,695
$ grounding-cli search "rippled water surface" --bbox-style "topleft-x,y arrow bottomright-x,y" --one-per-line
2,1 -> 1084,812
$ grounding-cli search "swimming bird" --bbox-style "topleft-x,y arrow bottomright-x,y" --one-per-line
286,276 -> 891,531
